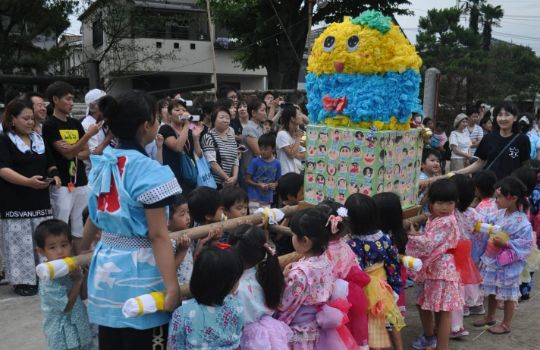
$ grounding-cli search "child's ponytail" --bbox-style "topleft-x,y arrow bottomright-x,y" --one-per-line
229,225 -> 285,309
256,243 -> 284,309
497,176 -> 530,212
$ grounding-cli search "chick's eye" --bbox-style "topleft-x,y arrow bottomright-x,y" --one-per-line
323,36 -> 335,52
347,35 -> 359,52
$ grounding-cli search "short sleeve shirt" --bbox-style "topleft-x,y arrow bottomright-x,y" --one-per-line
42,116 -> 88,186
475,131 -> 530,180
449,130 -> 471,159
246,157 -> 281,203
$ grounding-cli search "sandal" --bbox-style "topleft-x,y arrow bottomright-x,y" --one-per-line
13,284 -> 38,297
488,323 -> 511,335
473,317 -> 496,327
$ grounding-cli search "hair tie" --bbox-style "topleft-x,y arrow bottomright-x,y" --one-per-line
263,243 -> 276,257
337,207 -> 348,218
326,215 -> 343,234
215,242 -> 231,250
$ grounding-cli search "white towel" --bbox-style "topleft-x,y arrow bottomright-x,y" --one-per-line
256,207 -> 285,225
122,292 -> 165,318
36,257 -> 77,280
401,255 -> 423,272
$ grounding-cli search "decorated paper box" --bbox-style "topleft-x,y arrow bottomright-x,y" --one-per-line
304,126 -> 422,206
304,10 -> 424,206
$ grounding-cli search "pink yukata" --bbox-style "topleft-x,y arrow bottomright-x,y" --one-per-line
325,239 -> 369,349
452,208 -> 484,332
276,254 -> 334,350
406,214 -> 464,312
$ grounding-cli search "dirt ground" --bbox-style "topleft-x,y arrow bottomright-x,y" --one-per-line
1,274 -> 539,350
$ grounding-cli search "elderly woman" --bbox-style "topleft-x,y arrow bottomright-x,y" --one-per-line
201,106 -> 239,189
449,113 -> 472,171
0,99 -> 61,296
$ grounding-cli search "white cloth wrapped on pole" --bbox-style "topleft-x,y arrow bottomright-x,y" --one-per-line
401,255 -> 423,272
36,257 -> 78,280
122,292 -> 165,318
474,222 -> 502,237
255,207 -> 285,225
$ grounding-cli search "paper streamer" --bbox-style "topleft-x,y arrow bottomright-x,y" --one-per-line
401,255 -> 422,272
36,256 -> 78,280
122,291 -> 165,318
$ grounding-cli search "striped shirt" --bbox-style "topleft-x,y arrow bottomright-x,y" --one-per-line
201,127 -> 239,184
466,124 -> 484,153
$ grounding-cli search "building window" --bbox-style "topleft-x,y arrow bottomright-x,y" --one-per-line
190,43 -> 195,50
92,19 -> 103,47
174,42 -> 179,49
156,41 -> 162,48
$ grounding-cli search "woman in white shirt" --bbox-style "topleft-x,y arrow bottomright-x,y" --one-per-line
276,104 -> 305,174
449,113 -> 472,171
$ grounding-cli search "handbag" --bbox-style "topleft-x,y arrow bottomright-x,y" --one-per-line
195,154 -> 217,189
179,151 -> 198,186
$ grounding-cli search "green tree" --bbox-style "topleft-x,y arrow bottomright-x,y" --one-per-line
0,0 -> 77,74
203,0 -> 411,89
417,6 -> 540,119
484,43 -> 540,102
480,4 -> 503,51
416,8 -> 483,108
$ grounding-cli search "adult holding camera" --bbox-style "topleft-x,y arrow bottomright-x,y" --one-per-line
0,99 -> 61,296
159,98 -> 203,195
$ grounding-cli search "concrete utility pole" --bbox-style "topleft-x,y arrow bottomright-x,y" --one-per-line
205,0 -> 218,99
423,67 -> 440,121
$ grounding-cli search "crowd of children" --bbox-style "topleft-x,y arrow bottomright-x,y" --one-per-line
29,90 -> 540,350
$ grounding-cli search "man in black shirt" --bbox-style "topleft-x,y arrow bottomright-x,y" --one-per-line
42,81 -> 102,252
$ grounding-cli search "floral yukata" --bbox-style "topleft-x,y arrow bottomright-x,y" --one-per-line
476,197 -> 498,219
348,231 -> 404,349
39,276 -> 92,350
168,295 -> 244,350
237,267 -> 291,350
325,239 -> 358,280
86,144 -> 181,329
276,254 -> 335,349
406,215 -> 463,312
479,209 -> 534,301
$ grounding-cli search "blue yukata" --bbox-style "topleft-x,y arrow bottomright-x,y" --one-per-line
479,209 -> 534,301
39,276 -> 92,350
86,143 -> 181,329
246,156 -> 281,204
168,295 -> 244,350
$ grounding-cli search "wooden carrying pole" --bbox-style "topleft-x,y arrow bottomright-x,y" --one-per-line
73,205 -> 299,267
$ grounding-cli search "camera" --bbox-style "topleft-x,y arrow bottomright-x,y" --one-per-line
190,115 -> 200,122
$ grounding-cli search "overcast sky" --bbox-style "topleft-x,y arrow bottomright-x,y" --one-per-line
67,0 -> 540,54
396,0 -> 540,54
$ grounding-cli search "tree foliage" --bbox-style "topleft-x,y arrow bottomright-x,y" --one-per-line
203,0 -> 412,89
416,5 -> 540,119
0,0 -> 77,74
